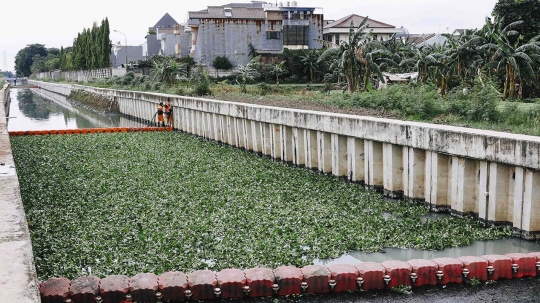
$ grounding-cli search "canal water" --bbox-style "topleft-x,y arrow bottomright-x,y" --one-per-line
7,87 -> 540,264
6,88 -> 145,131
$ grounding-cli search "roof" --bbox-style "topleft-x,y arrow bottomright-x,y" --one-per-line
408,33 -> 436,46
324,14 -> 395,29
189,6 -> 266,19
154,13 -> 179,28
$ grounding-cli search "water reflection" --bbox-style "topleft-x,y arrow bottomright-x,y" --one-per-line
314,238 -> 540,265
7,89 -> 145,131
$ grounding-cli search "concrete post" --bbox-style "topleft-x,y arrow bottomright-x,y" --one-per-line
331,134 -> 348,177
347,137 -> 365,183
281,126 -> 294,162
450,157 -> 478,215
235,118 -> 245,149
487,163 -> 513,225
261,123 -> 272,156
364,140 -> 383,191
244,119 -> 253,150
403,147 -> 426,202
318,131 -> 332,173
513,167 -> 525,235
271,124 -> 282,160
251,121 -> 261,153
305,129 -> 318,169
521,169 -> 540,238
383,143 -> 404,198
293,128 -> 306,166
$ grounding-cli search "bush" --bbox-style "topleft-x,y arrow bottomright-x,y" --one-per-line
213,56 -> 233,71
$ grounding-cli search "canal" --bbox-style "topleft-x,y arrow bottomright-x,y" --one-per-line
6,88 -> 145,131
7,87 -> 540,267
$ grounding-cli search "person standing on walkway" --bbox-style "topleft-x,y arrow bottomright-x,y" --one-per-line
165,98 -> 173,128
157,102 -> 165,127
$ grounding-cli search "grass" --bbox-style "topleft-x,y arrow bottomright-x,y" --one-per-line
11,132 -> 511,280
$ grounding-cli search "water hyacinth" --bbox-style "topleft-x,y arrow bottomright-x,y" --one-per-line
10,132 -> 510,280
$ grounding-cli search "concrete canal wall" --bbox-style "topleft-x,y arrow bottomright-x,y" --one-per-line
31,80 -> 540,240
0,83 -> 41,302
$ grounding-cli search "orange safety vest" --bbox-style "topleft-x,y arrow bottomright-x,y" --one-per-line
157,105 -> 164,115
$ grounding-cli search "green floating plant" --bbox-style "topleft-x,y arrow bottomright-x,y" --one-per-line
11,132 -> 511,280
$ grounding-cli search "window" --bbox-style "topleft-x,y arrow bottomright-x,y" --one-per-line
267,31 -> 281,40
334,34 -> 339,45
283,25 -> 309,45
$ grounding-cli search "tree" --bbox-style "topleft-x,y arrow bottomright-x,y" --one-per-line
481,17 -> 540,98
150,56 -> 187,85
268,61 -> 288,87
212,56 -> 233,71
300,50 -> 320,82
318,18 -> 373,92
15,44 -> 47,76
493,0 -> 540,43
236,55 -> 261,93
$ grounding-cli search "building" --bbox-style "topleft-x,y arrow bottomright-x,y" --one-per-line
183,1 -> 324,66
323,14 -> 401,46
111,45 -> 144,68
143,13 -> 180,59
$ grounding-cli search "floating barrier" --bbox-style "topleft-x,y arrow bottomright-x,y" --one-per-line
8,127 -> 173,136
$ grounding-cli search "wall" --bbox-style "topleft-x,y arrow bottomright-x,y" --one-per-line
0,83 -> 41,303
36,68 -> 112,82
31,81 -> 540,240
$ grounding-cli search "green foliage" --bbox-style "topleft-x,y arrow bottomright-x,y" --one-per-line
15,44 -> 47,76
150,56 -> 187,85
493,0 -> 540,43
391,285 -> 413,295
212,56 -> 233,71
11,132 -> 510,280
467,277 -> 481,286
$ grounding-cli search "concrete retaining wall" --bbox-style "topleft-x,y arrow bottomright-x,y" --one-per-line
39,253 -> 540,302
0,83 -> 41,302
36,68 -> 112,82
30,80 -> 540,239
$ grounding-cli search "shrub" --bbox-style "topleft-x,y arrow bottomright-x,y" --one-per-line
212,56 -> 233,71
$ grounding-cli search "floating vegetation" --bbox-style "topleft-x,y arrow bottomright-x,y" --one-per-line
11,132 -> 511,280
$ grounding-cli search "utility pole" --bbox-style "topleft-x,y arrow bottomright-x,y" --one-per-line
114,30 -> 128,67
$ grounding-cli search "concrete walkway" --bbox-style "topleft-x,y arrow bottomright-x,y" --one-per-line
0,84 -> 40,302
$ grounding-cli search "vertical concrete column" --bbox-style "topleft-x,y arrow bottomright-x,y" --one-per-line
227,116 -> 236,146
219,115 -> 227,144
281,126 -> 294,163
244,119 -> 253,150
199,111 -> 206,138
477,161 -> 490,222
304,129 -> 318,169
212,114 -> 221,142
513,167 -> 525,234
364,140 -> 383,190
403,147 -> 426,202
331,134 -> 348,177
235,118 -> 245,149
261,123 -> 272,156
251,121 -> 261,153
425,151 -> 450,210
521,169 -> 540,238
271,124 -> 282,160
486,163 -> 513,225
190,110 -> 196,135
292,128 -> 306,166
383,143 -> 404,198
347,137 -> 365,183
450,157 -> 479,215
206,113 -> 214,140
317,131 -> 332,173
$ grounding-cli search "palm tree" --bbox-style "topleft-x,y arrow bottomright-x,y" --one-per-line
300,50 -> 320,82
268,61 -> 288,88
318,18 -> 373,92
481,18 -> 540,98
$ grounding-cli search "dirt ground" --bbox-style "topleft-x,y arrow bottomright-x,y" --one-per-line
233,277 -> 540,303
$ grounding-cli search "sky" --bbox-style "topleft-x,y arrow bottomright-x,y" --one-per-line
0,0 -> 498,73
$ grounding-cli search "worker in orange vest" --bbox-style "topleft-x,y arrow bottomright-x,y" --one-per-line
157,102 -> 165,127
164,98 -> 173,128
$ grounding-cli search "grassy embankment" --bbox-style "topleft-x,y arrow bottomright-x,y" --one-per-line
12,132 -> 511,280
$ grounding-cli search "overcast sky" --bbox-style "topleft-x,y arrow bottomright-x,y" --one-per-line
0,0 -> 497,73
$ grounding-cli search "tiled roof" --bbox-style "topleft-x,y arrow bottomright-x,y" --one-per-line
324,14 -> 395,29
189,6 -> 266,19
154,13 -> 179,28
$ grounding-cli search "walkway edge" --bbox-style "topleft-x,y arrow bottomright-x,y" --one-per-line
0,84 -> 41,302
